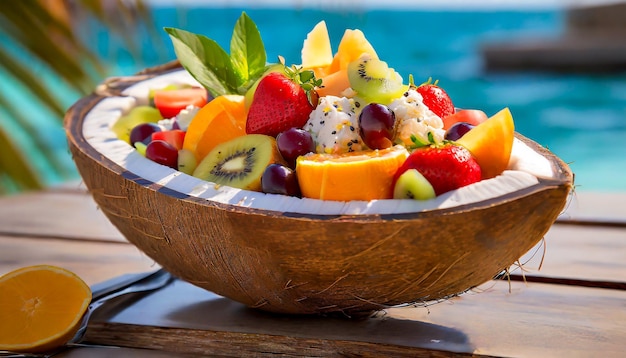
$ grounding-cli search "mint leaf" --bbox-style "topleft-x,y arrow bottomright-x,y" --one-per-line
230,12 -> 267,93
165,27 -> 239,97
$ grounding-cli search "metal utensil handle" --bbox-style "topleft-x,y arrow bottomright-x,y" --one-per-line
70,269 -> 173,344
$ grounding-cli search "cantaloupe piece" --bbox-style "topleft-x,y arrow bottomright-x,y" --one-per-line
456,107 -> 515,179
301,21 -> 333,72
316,69 -> 350,97
327,29 -> 378,74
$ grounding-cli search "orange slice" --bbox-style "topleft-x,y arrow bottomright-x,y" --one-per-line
0,265 -> 92,353
296,145 -> 409,201
457,107 -> 515,179
183,95 -> 247,162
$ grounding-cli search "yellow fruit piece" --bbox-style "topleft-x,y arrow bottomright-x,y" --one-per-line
296,145 -> 409,201
183,95 -> 247,162
299,23 -> 379,97
301,20 -> 333,70
457,107 -> 515,179
111,106 -> 162,144
318,29 -> 378,97
327,29 -> 378,74
0,265 -> 91,353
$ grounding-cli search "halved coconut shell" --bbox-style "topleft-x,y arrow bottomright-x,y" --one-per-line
64,63 -> 573,315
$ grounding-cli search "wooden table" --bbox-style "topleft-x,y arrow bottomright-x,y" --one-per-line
1,183 -> 625,357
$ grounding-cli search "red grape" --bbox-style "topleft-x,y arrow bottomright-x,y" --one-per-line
445,122 -> 475,141
358,103 -> 396,149
145,140 -> 178,169
276,128 -> 315,168
129,123 -> 161,147
261,164 -> 301,197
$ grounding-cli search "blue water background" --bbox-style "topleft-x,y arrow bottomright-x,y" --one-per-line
61,7 -> 626,191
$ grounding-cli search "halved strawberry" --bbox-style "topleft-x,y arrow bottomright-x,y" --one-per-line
246,66 -> 321,137
393,143 -> 481,196
415,79 -> 455,119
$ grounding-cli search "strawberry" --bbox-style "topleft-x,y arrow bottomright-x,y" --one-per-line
246,66 -> 321,137
415,78 -> 455,119
393,143 -> 481,196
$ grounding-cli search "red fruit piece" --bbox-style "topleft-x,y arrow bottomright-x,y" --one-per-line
246,69 -> 320,137
145,140 -> 179,169
276,127 -> 315,169
416,81 -> 455,119
358,103 -> 396,150
153,87 -> 208,119
442,109 -> 488,130
393,143 -> 481,196
152,129 -> 186,150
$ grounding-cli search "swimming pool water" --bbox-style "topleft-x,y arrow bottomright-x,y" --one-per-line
17,6 -> 626,192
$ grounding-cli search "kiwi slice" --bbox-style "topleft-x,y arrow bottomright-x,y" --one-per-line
347,54 -> 406,105
393,169 -> 436,200
193,134 -> 285,191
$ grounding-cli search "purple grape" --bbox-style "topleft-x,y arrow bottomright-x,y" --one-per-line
261,164 -> 301,197
129,123 -> 161,147
145,140 -> 178,169
445,122 -> 475,141
276,128 -> 315,168
358,103 -> 396,149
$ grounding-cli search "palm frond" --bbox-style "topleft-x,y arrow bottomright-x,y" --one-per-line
0,0 -> 159,194
0,49 -> 66,117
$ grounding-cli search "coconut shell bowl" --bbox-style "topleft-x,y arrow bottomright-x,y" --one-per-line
64,63 -> 573,316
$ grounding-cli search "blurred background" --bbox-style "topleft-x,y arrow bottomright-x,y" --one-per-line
1,0 -> 625,195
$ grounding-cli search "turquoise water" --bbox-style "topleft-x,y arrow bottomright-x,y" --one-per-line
28,6 -> 626,191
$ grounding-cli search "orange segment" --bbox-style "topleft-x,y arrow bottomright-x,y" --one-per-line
183,95 -> 247,162
456,107 -> 515,179
296,145 -> 409,201
0,265 -> 91,353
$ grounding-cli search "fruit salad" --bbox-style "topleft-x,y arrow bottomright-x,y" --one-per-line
111,13 -> 516,203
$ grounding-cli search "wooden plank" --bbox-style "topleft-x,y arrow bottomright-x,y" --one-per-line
557,191 -> 626,225
0,236 -> 157,285
0,190 -> 124,243
85,279 -> 626,357
55,347 -> 195,358
512,224 -> 626,286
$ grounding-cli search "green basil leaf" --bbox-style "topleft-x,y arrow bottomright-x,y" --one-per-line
230,12 -> 267,92
165,27 -> 238,97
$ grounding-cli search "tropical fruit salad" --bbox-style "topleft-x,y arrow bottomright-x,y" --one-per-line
109,13 -> 537,204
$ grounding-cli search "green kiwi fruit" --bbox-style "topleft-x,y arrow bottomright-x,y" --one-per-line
393,169 -> 436,200
111,106 -> 162,144
177,149 -> 197,175
193,134 -> 286,191
347,54 -> 406,105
